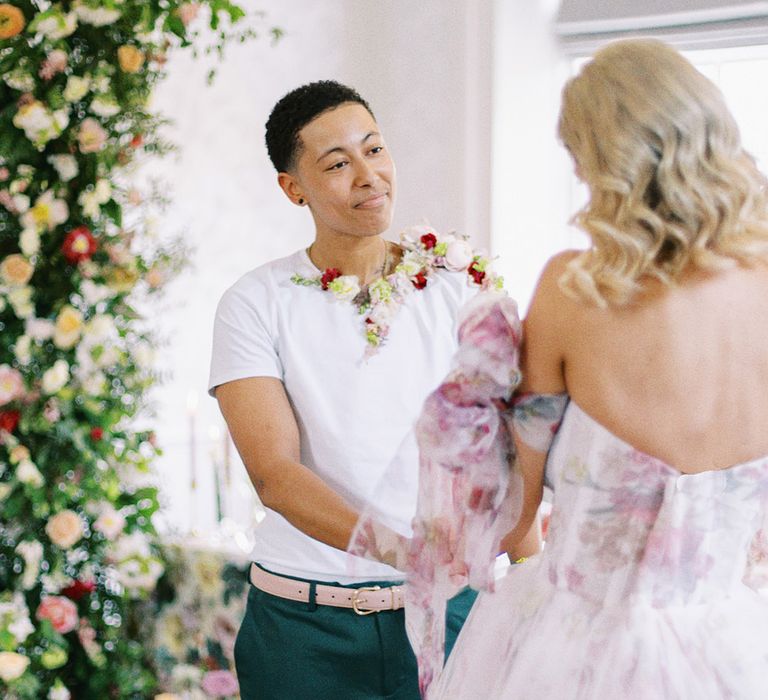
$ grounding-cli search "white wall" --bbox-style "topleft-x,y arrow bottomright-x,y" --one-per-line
491,0 -> 579,313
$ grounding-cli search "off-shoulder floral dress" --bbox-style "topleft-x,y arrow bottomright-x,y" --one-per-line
433,397 -> 768,699
352,292 -> 768,699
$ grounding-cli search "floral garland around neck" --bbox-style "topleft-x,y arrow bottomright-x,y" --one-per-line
291,225 -> 504,356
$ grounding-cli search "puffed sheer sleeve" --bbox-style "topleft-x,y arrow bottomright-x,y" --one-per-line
349,291 -> 524,696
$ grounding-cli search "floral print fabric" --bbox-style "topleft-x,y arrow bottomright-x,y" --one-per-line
431,401 -> 768,699
349,292 -> 524,695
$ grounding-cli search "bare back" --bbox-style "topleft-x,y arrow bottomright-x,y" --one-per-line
523,252 -> 768,474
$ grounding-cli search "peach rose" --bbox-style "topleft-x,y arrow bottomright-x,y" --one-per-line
0,364 -> 24,406
117,45 -> 145,73
0,651 -> 30,682
0,253 -> 33,286
77,117 -> 107,154
45,509 -> 84,549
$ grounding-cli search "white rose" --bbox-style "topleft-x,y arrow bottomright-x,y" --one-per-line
327,275 -> 361,302
8,615 -> 34,644
12,194 -> 30,213
443,239 -> 475,272
63,75 -> 90,102
42,359 -> 70,395
48,154 -> 79,182
16,459 -> 44,487
94,505 -> 126,540
15,540 -> 43,590
8,286 -> 34,318
25,317 -> 55,341
33,12 -> 77,39
49,683 -> 72,700
96,346 -> 119,369
19,227 -> 40,256
85,314 -> 115,340
73,2 -> 121,26
4,70 -> 35,93
13,335 -> 32,365
81,371 -> 106,396
368,301 -> 397,327
132,342 -> 154,369
398,250 -> 424,276
81,279 -> 114,305
52,109 -> 70,132
0,482 -> 12,501
0,651 -> 30,682
90,95 -> 120,118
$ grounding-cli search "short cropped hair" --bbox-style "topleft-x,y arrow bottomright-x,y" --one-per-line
558,39 -> 768,306
265,80 -> 374,173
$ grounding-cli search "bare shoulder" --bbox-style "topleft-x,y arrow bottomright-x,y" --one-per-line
519,250 -> 583,393
527,250 -> 583,323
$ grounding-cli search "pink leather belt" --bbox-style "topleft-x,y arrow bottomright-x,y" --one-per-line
249,563 -> 405,615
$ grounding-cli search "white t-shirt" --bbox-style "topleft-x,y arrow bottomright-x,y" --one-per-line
208,248 -> 477,582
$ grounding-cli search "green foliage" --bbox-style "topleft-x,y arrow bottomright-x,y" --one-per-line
0,1 -> 278,697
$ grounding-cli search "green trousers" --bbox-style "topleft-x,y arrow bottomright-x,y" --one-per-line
234,566 -> 477,700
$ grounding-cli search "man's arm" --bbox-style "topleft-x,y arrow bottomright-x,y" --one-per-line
216,376 -> 359,552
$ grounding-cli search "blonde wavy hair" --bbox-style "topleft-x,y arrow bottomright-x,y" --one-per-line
558,38 -> 768,306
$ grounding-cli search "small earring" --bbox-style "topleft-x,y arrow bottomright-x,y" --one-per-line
298,198 -> 305,205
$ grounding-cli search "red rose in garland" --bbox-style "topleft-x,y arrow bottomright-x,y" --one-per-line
468,261 -> 486,285
90,427 -> 104,441
420,232 -> 437,249
61,578 -> 97,601
320,268 -> 342,290
412,270 -> 428,290
62,226 -> 98,263
0,409 -> 20,432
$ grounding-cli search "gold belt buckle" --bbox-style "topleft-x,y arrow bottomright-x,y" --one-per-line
351,585 -> 381,615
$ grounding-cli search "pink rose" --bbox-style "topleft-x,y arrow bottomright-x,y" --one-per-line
177,2 -> 200,26
201,670 -> 239,697
37,596 -> 78,634
0,364 -> 24,406
78,118 -> 107,153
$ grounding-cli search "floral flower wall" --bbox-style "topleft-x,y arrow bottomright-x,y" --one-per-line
0,1 -> 276,698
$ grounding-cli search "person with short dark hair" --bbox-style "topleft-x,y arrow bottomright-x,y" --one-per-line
209,80 -> 505,699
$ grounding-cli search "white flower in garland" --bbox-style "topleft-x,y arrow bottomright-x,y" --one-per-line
0,592 -> 35,643
53,305 -> 84,349
63,75 -> 90,102
13,335 -> 32,365
12,101 -> 70,150
78,179 -> 112,219
73,0 -> 122,26
16,458 -> 44,487
3,67 -> 35,92
325,274 -> 360,302
15,540 -> 44,590
20,190 -> 69,232
291,227 -> 503,356
48,154 -> 79,182
81,279 -> 115,306
20,227 -> 40,256
29,8 -> 78,39
0,651 -> 30,682
25,317 -> 55,341
108,531 -> 165,595
90,95 -> 121,118
93,504 -> 127,540
8,287 -> 34,319
48,681 -> 72,700
42,359 -> 70,395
